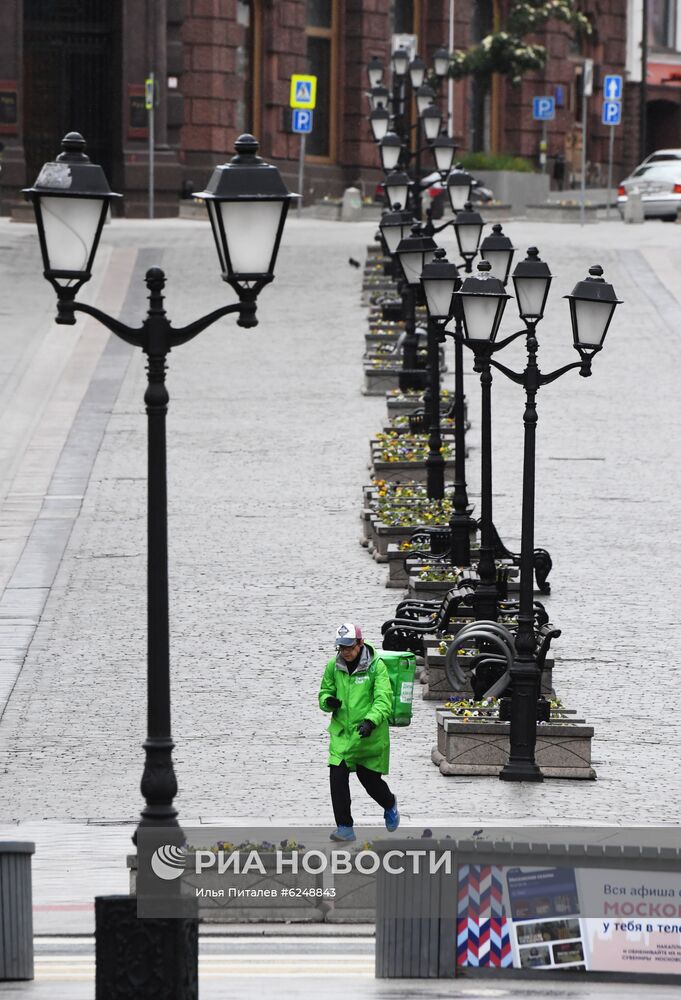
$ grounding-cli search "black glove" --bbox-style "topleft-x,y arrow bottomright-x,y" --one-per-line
325,696 -> 342,711
357,719 -> 376,738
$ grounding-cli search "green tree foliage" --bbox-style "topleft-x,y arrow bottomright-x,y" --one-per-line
448,1 -> 591,85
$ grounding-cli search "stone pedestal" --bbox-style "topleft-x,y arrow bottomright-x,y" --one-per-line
432,711 -> 595,779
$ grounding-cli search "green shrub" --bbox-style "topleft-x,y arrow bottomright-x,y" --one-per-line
459,152 -> 535,173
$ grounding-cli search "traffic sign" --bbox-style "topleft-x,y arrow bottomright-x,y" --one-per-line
292,108 -> 313,134
602,100 -> 622,126
145,77 -> 155,111
532,96 -> 555,121
603,74 -> 623,101
290,75 -> 317,109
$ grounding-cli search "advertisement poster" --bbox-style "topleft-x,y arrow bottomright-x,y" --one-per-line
456,864 -> 681,973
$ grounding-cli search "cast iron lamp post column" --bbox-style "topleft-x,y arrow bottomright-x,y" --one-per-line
393,225 -> 437,390
422,190 -> 482,566
24,131 -> 296,831
457,254 -> 621,781
420,248 -> 460,499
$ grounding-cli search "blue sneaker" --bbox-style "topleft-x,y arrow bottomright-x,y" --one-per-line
384,797 -> 400,832
330,825 -> 356,842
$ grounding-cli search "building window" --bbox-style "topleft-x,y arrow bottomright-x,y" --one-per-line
305,0 -> 337,159
392,0 -> 414,34
650,0 -> 678,49
235,1 -> 262,138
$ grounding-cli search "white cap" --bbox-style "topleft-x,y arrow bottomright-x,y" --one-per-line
335,623 -> 363,647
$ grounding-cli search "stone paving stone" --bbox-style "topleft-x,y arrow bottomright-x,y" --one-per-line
0,218 -> 678,840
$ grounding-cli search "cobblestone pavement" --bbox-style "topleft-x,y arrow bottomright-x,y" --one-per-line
0,216 -> 680,849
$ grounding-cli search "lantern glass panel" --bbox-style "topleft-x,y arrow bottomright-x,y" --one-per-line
416,93 -> 433,115
456,222 -> 482,255
481,249 -> 511,284
370,115 -> 389,141
40,196 -> 105,282
386,183 -> 408,210
515,276 -> 549,320
434,144 -> 455,174
448,181 -> 471,213
462,296 -> 502,341
422,114 -> 441,141
383,224 -> 407,254
434,53 -> 449,77
380,144 -> 401,172
392,50 -> 409,76
409,65 -> 426,89
573,298 -> 615,348
219,200 -> 284,277
423,277 -> 456,319
207,201 -> 227,274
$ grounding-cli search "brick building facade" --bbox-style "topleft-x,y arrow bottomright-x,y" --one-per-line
0,1 -> 676,215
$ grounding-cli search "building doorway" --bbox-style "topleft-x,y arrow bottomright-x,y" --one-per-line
646,99 -> 681,155
23,0 -> 120,188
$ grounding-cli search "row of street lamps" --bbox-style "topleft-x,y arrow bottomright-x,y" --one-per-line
366,53 -> 622,780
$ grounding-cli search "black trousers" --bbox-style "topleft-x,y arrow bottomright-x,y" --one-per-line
329,760 -> 395,828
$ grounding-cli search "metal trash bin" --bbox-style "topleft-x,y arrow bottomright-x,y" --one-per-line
0,841 -> 35,981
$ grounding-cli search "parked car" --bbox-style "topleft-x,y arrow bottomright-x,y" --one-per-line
639,147 -> 681,167
617,161 -> 681,221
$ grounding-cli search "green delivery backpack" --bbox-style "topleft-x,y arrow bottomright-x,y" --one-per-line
376,651 -> 416,727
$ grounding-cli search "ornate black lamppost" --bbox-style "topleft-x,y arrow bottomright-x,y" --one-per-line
421,190 -> 484,565
456,253 -> 621,780
24,130 -> 296,991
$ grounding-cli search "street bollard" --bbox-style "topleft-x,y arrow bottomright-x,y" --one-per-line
0,842 -> 35,981
341,186 -> 362,222
624,187 -> 644,224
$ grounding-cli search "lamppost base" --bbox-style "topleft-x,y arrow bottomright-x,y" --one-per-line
399,369 -> 428,392
95,895 -> 198,1000
449,512 -> 475,566
499,761 -> 544,782
472,584 -> 498,622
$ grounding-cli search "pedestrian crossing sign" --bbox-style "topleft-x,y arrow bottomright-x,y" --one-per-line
290,74 -> 317,109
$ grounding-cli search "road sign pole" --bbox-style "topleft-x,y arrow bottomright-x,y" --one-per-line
580,92 -> 587,227
541,122 -> 547,174
297,133 -> 306,219
147,72 -> 155,221
607,123 -> 614,218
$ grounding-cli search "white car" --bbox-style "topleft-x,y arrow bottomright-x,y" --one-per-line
617,161 -> 681,221
640,147 -> 681,167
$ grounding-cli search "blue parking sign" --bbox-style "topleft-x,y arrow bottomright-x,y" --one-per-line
292,109 -> 313,133
601,101 -> 622,126
532,96 -> 555,121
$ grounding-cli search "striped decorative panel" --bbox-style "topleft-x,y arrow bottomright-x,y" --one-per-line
456,864 -> 512,967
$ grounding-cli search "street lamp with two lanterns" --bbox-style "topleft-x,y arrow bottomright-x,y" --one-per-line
454,253 -> 621,780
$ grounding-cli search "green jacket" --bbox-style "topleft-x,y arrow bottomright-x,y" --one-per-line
318,641 -> 392,773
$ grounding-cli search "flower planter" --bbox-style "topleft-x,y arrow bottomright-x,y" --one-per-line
370,458 -> 458,485
385,388 -> 457,416
407,563 -> 518,599
421,650 -> 554,701
431,710 -> 596,779
364,367 -> 433,396
385,545 -> 481,587
383,416 -> 457,435
367,518 -> 455,560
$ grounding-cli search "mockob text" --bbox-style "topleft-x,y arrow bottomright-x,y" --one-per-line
193,848 -> 452,876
